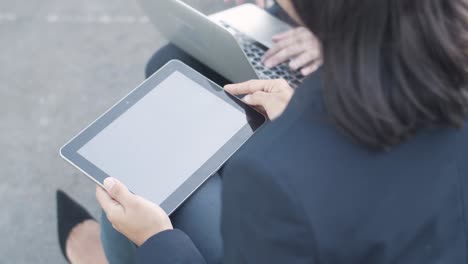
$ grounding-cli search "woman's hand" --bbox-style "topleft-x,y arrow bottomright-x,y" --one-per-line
96,177 -> 173,247
225,79 -> 294,120
263,27 -> 322,76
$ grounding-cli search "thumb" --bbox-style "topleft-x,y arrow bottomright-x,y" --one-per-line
104,177 -> 133,205
244,91 -> 285,120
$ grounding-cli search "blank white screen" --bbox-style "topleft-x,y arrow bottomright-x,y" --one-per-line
78,71 -> 247,205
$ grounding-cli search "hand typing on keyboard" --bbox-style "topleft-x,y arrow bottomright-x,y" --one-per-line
262,27 -> 322,76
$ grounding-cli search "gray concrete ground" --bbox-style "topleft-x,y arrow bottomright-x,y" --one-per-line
0,0 -> 229,262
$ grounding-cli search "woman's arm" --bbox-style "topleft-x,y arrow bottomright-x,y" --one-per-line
96,178 -> 206,264
136,229 -> 206,264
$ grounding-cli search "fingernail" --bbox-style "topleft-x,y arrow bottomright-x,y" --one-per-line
264,61 -> 272,68
104,177 -> 116,191
243,95 -> 251,103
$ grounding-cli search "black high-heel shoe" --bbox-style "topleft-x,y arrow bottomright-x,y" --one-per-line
56,190 -> 95,262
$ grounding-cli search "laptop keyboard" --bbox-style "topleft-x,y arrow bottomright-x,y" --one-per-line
221,22 -> 305,88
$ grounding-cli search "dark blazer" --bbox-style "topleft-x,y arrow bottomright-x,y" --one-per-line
136,71 -> 468,263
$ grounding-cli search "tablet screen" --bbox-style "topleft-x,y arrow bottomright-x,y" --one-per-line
77,71 -> 247,205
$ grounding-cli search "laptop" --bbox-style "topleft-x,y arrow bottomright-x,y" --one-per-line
138,1 -> 305,88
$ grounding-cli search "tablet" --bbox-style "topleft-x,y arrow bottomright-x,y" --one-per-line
60,60 -> 266,214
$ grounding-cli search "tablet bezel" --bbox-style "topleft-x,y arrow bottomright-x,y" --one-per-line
60,60 -> 266,214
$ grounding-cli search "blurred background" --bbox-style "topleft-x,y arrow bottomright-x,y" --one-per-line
0,0 -> 233,262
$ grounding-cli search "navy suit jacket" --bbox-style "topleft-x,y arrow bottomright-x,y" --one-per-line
136,71 -> 468,263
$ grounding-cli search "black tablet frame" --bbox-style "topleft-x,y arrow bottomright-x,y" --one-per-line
60,60 -> 266,214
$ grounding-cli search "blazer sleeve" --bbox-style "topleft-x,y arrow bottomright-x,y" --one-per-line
136,229 -> 206,264
221,158 -> 318,264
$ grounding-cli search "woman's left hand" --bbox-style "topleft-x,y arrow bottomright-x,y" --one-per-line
262,27 -> 322,76
96,177 -> 173,246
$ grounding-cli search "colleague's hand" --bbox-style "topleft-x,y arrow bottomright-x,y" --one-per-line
96,177 -> 173,247
223,0 -> 267,8
263,27 -> 322,76
225,79 -> 294,120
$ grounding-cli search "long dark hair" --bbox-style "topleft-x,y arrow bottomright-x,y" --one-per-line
292,0 -> 468,150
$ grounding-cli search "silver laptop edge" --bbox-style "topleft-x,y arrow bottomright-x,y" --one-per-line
139,0 -> 258,83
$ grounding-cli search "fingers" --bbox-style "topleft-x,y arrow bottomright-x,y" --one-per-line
225,79 -> 291,96
243,91 -> 282,120
224,80 -> 270,95
263,33 -> 295,63
300,59 -> 322,76
272,28 -> 297,41
268,45 -> 305,68
227,79 -> 293,120
264,27 -> 321,69
289,50 -> 320,71
263,37 -> 302,68
263,29 -> 312,68
96,186 -> 124,222
103,177 -> 134,206
97,177 -> 135,225
243,91 -> 272,107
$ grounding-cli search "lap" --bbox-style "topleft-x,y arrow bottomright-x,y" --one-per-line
171,174 -> 223,263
